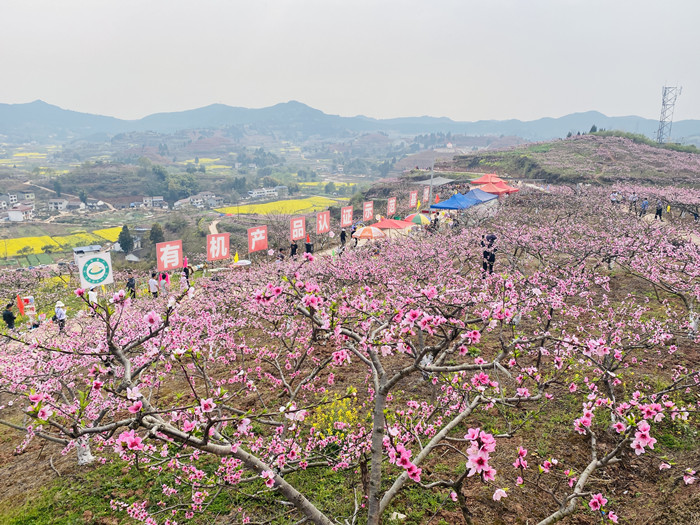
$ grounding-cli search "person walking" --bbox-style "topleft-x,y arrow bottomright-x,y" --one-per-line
148,272 -> 159,298
290,240 -> 298,257
126,272 -> 136,298
159,273 -> 170,295
54,301 -> 67,333
481,234 -> 497,275
3,303 -> 16,331
640,198 -> 649,217
655,199 -> 663,221
340,228 -> 347,247
629,192 -> 638,212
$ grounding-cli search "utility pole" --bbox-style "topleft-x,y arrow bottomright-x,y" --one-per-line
426,152 -> 436,211
656,86 -> 682,144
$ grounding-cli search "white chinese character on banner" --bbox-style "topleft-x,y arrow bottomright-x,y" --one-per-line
250,228 -> 267,250
317,212 -> 330,233
291,218 -> 305,239
159,243 -> 181,269
342,207 -> 353,226
363,202 -> 373,221
209,235 -> 228,259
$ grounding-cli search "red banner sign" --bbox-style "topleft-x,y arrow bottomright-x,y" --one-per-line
316,211 -> 330,234
290,217 -> 306,241
247,226 -> 268,253
341,206 -> 354,228
156,240 -> 183,271
363,201 -> 374,222
206,233 -> 230,261
423,186 -> 430,202
387,197 -> 396,216
409,191 -> 418,208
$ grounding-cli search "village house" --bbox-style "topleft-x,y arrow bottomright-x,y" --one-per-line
174,192 -> 220,209
48,198 -> 69,211
86,198 -> 105,210
66,200 -> 86,210
8,204 -> 34,222
247,186 -> 287,200
108,196 -> 147,209
206,195 -> 224,207
143,196 -> 165,208
0,193 -> 18,209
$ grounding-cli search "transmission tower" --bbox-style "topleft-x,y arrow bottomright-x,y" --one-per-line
656,85 -> 681,144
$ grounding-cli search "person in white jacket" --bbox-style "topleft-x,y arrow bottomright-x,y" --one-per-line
54,301 -> 67,333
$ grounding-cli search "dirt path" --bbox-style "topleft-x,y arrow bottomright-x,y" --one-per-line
209,220 -> 220,235
634,208 -> 700,246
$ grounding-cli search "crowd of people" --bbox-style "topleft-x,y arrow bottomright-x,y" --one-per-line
611,191 -> 669,221
2,263 -> 203,337
3,206 -> 499,337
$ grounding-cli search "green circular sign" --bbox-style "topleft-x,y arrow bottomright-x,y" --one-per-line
82,257 -> 110,285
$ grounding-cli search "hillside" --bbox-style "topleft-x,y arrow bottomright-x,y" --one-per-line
1,187 -> 699,525
439,133 -> 700,186
2,100 -> 700,145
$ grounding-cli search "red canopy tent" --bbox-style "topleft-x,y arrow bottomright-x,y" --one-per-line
374,218 -> 416,229
493,181 -> 519,194
470,173 -> 505,185
479,182 -> 511,195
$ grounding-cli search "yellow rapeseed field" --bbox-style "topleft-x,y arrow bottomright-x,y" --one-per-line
0,236 -> 58,257
298,181 -> 355,187
13,152 -> 46,158
180,157 -> 220,165
0,227 -> 122,257
92,227 -> 122,242
52,232 -> 104,248
216,196 -> 343,216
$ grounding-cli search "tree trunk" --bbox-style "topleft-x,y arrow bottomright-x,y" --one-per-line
76,436 -> 95,466
367,389 -> 387,525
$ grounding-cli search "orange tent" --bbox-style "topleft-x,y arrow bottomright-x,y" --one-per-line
471,173 -> 505,185
494,181 -> 519,194
479,182 -> 511,195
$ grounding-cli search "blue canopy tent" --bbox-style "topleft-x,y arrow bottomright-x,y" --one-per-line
464,188 -> 498,203
430,193 -> 480,210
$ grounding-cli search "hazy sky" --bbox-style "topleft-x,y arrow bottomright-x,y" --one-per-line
2,0 -> 699,122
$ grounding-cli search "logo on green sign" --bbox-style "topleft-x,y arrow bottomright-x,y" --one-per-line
82,257 -> 110,285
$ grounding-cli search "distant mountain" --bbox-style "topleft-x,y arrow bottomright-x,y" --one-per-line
1,100 -> 699,145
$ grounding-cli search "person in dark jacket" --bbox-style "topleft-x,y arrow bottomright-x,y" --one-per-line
3,303 -> 16,331
290,240 -> 298,257
481,234 -> 497,275
126,272 -> 136,298
340,229 -> 347,247
655,199 -> 663,221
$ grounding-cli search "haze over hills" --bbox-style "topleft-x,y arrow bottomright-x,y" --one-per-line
1,99 -> 700,145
